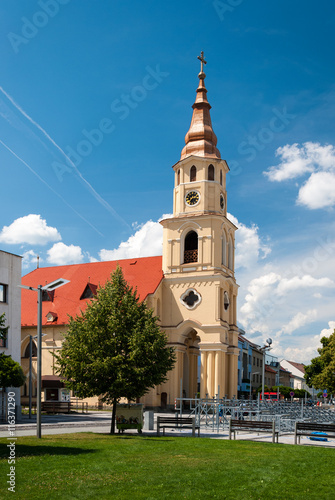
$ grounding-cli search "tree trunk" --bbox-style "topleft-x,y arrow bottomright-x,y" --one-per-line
110,398 -> 117,434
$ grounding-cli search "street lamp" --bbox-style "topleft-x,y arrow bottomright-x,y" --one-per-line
260,338 -> 272,401
28,333 -> 46,419
19,278 -> 70,438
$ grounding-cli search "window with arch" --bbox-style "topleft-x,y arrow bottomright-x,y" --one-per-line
224,291 -> 230,311
220,169 -> 223,186
228,236 -> 234,270
23,341 -> 37,358
177,169 -> 180,185
208,164 -> 215,181
222,231 -> 227,266
190,165 -> 196,182
184,230 -> 198,263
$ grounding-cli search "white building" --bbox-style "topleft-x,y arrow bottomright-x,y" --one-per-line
280,360 -> 311,393
0,250 -> 22,416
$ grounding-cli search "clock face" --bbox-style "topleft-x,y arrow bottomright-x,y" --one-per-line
220,193 -> 225,210
185,191 -> 200,206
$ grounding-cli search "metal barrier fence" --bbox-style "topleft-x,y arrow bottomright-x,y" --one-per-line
174,398 -> 335,433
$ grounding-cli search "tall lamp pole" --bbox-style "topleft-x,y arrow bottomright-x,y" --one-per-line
260,338 -> 272,401
19,278 -> 69,438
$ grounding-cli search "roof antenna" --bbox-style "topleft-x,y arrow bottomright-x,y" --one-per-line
37,255 -> 40,269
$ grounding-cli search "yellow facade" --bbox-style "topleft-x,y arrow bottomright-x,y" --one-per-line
141,60 -> 239,407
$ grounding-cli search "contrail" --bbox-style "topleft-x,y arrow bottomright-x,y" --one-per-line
0,138 -> 104,237
0,86 -> 130,230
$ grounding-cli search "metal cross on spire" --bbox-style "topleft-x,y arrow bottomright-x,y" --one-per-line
197,51 -> 207,73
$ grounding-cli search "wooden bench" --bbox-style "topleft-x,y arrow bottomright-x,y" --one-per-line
157,416 -> 200,437
41,401 -> 71,414
229,419 -> 279,443
294,422 -> 335,444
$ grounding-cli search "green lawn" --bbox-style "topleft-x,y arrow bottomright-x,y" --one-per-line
0,433 -> 334,499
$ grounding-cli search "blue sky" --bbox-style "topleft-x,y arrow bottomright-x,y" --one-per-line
1,0 -> 335,363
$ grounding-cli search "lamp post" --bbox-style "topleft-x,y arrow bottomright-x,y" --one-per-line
260,338 -> 272,401
19,278 -> 69,438
28,333 -> 45,419
28,334 -> 36,420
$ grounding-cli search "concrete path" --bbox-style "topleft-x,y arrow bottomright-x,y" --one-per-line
1,412 -> 334,447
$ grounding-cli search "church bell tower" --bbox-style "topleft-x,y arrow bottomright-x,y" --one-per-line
160,53 -> 239,400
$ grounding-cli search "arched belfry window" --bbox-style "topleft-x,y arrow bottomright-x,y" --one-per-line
228,236 -> 234,270
222,231 -> 227,266
177,169 -> 180,185
190,165 -> 196,182
184,230 -> 198,264
208,164 -> 215,181
220,170 -> 223,186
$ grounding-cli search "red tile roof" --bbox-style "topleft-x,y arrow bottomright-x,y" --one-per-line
287,361 -> 306,374
21,256 -> 163,327
265,365 -> 277,374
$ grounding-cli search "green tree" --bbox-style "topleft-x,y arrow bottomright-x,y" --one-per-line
304,330 -> 335,394
55,266 -> 176,433
0,353 -> 26,389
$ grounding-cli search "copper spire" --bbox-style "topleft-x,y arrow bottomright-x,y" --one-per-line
180,52 -> 221,160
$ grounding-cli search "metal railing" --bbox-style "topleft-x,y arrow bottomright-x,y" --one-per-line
174,397 -> 335,433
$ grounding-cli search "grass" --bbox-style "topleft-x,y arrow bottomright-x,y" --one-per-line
0,433 -> 334,499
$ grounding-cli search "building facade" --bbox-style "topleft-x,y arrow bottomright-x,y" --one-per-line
0,250 -> 22,414
21,56 -> 240,408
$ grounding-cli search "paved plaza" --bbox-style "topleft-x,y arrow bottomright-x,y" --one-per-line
0,412 -> 334,447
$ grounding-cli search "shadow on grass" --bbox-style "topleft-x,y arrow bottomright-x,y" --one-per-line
99,432 -> 177,442
0,444 -> 96,459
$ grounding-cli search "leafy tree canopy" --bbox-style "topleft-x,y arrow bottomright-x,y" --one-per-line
0,353 -> 26,388
304,330 -> 335,394
55,266 -> 175,432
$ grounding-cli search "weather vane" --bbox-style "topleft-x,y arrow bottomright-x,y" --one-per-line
197,51 -> 207,73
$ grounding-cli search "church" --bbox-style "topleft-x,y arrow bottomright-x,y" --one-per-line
20,53 -> 240,409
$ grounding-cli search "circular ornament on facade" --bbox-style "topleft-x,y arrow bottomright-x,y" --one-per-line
220,193 -> 225,210
180,288 -> 202,310
185,190 -> 200,207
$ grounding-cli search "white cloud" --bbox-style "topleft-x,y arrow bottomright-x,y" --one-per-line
277,310 -> 317,336
319,320 -> 335,339
297,171 -> 335,209
264,142 -> 335,209
239,272 -> 334,336
276,275 -> 334,295
47,242 -> 84,265
228,213 -> 271,269
99,217 -> 167,261
0,214 -> 61,245
273,320 -> 335,364
22,249 -> 40,269
265,143 -> 314,181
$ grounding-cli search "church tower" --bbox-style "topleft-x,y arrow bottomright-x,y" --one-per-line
160,53 -> 239,401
